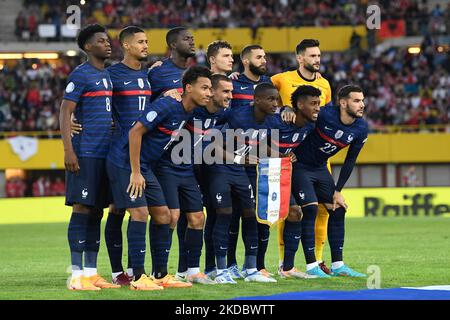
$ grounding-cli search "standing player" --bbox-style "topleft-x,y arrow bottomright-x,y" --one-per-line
148,27 -> 195,101
207,40 -> 234,75
161,73 -> 234,284
197,40 -> 234,279
60,24 -> 120,290
291,85 -> 368,278
226,45 -> 274,279
265,85 -> 321,279
147,27 -> 196,274
171,40 -> 235,281
271,39 -> 333,274
209,83 -> 279,284
107,66 -> 211,289
104,26 -> 152,285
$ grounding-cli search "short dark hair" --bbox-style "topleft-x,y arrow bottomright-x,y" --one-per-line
291,85 -> 322,110
338,85 -> 363,100
77,24 -> 107,51
207,40 -> 232,61
211,74 -> 232,89
182,66 -> 212,90
240,44 -> 263,60
254,82 -> 277,97
166,27 -> 187,47
295,39 -> 320,54
119,26 -> 145,46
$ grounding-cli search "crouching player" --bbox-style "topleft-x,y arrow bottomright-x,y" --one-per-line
291,85 -> 368,278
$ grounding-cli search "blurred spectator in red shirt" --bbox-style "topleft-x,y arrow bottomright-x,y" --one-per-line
32,176 -> 51,197
26,83 -> 41,110
51,177 -> 65,196
5,177 -> 27,198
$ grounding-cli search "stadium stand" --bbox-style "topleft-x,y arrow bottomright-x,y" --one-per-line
1,44 -> 448,133
12,0 -> 450,41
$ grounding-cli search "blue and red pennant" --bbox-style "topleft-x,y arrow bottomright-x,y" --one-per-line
256,157 -> 292,226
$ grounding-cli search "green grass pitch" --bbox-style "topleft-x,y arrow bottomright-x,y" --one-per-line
0,217 -> 449,300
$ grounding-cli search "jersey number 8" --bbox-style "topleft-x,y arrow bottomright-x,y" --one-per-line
106,97 -> 111,112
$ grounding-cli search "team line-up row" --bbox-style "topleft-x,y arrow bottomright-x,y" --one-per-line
61,25 -> 368,291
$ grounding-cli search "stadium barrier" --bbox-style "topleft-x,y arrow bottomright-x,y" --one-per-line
1,133 -> 450,169
342,187 -> 450,217
0,187 -> 448,223
106,25 -> 368,54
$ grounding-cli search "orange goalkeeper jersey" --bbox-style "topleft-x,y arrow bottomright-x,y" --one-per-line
271,69 -> 332,107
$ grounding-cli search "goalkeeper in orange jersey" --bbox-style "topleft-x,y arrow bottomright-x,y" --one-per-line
271,39 -> 333,275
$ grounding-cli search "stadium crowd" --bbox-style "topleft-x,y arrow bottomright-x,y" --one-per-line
0,58 -> 76,132
15,0 -> 450,41
1,43 -> 448,133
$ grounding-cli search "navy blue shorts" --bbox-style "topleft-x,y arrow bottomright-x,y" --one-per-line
106,160 -> 167,210
155,169 -> 203,212
291,164 -> 335,206
208,167 -> 255,210
65,157 -> 111,209
194,164 -> 210,207
289,194 -> 297,206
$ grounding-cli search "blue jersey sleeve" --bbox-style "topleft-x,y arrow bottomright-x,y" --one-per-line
335,124 -> 368,191
138,99 -> 171,132
219,107 -> 232,125
63,70 -> 87,103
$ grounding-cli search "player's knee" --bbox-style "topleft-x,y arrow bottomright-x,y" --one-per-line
129,207 -> 149,222
169,209 -> 180,227
73,203 -> 90,214
287,205 -> 302,222
187,211 -> 205,229
301,203 -> 319,217
109,204 -> 125,216
150,206 -> 171,224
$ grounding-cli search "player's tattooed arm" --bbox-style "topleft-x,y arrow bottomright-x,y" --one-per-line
60,100 -> 80,172
128,122 -> 148,199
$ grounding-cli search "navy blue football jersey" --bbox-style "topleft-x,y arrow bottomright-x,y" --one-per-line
63,62 -> 113,158
295,105 -> 368,168
265,113 -> 313,155
107,97 -> 193,170
156,106 -> 230,175
148,58 -> 185,102
213,105 -> 270,174
108,62 -> 152,135
231,73 -> 272,109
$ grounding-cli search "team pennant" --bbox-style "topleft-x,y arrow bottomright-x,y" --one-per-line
256,157 -> 292,226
